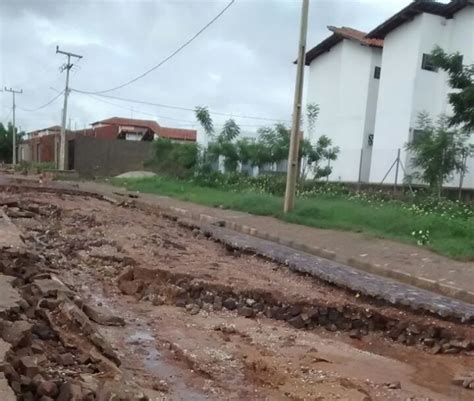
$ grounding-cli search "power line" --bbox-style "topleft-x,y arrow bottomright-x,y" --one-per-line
84,92 -> 275,129
78,0 -> 235,95
18,91 -> 64,112
1,108 -> 12,123
72,90 -> 290,123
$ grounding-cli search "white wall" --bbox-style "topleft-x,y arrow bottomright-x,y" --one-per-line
306,39 -> 381,182
370,14 -> 423,184
370,6 -> 474,188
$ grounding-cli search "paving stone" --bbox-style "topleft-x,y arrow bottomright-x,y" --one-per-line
202,225 -> 474,322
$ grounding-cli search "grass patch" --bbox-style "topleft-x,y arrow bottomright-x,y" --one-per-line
112,176 -> 474,261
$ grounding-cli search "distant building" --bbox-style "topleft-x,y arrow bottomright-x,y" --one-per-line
21,117 -> 197,167
91,117 -> 197,142
304,0 -> 474,188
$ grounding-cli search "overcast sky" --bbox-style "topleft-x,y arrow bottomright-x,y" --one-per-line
0,0 -> 415,134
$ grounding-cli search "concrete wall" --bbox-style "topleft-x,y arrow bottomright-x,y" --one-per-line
369,14 -> 422,184
306,40 -> 382,182
28,134 -> 57,163
73,135 -> 154,177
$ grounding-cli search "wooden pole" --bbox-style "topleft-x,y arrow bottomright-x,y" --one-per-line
284,0 -> 309,213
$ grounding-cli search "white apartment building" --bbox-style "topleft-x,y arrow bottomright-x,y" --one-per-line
305,0 -> 474,188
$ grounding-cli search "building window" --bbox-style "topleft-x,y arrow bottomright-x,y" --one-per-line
412,129 -> 424,143
421,53 -> 438,72
374,66 -> 381,79
368,134 -> 374,146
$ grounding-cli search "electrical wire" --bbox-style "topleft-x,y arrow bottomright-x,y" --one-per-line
18,91 -> 64,112
78,0 -> 235,95
1,108 -> 12,123
72,90 -> 290,123
84,92 -> 276,129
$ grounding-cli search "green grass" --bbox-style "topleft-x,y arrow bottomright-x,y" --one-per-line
111,176 -> 474,261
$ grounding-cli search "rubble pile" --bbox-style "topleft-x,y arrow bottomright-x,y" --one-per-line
0,199 -> 149,401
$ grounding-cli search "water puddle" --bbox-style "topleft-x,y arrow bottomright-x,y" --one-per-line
126,328 -> 211,401
87,288 -> 212,401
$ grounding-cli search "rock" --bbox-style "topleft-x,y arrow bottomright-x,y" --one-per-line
152,295 -> 166,306
10,380 -> 21,394
386,381 -> 401,390
18,356 -> 40,378
18,299 -> 29,311
349,329 -> 363,340
245,298 -> 256,307
452,374 -> 474,389
430,344 -> 442,354
422,338 -> 436,347
213,296 -> 223,311
32,278 -> 73,298
463,376 -> 474,389
23,392 -> 35,401
31,374 -> 43,388
222,298 -> 237,311
37,380 -> 59,398
32,324 -> 56,341
239,306 -> 255,318
448,339 -> 472,350
1,320 -> 32,347
307,307 -> 319,320
82,304 -> 125,327
57,353 -> 75,366
175,298 -> 187,308
288,315 -> 306,329
287,305 -> 302,317
213,323 -> 236,334
406,323 -> 421,335
185,304 -> 200,315
57,381 -> 83,401
152,380 -> 169,392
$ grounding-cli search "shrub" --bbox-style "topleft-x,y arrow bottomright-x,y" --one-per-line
146,138 -> 199,178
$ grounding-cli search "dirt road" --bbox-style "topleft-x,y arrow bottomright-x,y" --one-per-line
0,184 -> 473,400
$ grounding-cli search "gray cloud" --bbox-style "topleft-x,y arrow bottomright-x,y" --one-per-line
1,0 -> 412,134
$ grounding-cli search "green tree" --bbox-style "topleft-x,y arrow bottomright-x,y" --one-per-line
195,106 -> 214,137
195,107 -> 243,173
406,113 -> 470,197
306,103 -> 320,138
431,46 -> 474,132
307,135 -> 340,180
0,122 -> 24,163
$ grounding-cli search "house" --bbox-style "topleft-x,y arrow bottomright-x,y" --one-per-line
91,117 -> 197,142
304,0 -> 474,188
22,117 -> 197,164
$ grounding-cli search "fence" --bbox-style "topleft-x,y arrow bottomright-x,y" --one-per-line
72,135 -> 154,177
232,147 -> 474,196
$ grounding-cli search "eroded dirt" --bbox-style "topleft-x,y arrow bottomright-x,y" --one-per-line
1,187 -> 474,400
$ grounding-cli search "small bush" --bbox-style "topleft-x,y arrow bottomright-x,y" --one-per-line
146,138 -> 200,178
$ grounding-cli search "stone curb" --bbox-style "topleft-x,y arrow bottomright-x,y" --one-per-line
5,182 -> 472,306
158,205 -> 474,305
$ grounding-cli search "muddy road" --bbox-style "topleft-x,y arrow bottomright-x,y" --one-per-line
0,184 -> 473,400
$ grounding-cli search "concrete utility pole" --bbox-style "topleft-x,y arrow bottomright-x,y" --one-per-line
56,46 -> 82,170
3,87 -> 23,166
284,0 -> 310,213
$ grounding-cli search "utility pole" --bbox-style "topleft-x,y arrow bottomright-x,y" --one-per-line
56,46 -> 82,170
3,87 -> 23,166
284,0 -> 309,213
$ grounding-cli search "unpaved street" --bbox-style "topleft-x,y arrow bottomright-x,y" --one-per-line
0,183 -> 473,400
